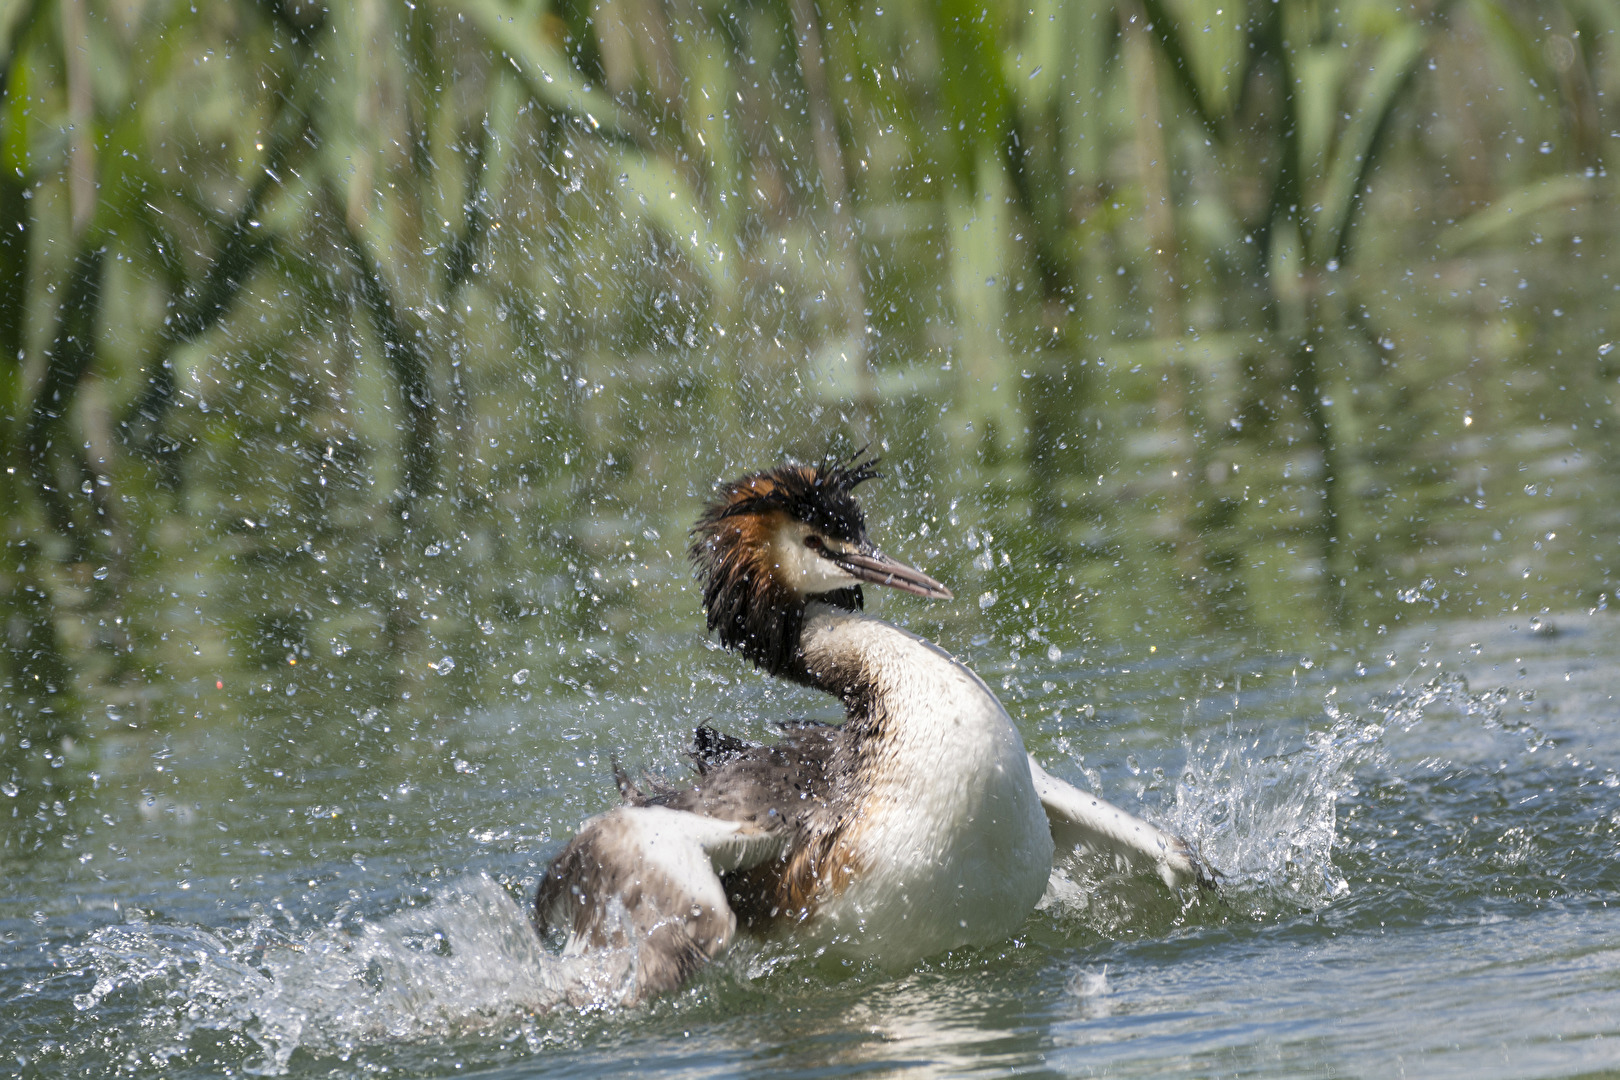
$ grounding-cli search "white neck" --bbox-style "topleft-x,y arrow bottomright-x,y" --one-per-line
797,603 -> 1023,795
793,603 -> 1054,961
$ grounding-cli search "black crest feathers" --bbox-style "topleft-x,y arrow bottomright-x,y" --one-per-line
688,451 -> 878,678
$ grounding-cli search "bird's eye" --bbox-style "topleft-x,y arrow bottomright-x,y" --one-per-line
804,535 -> 825,552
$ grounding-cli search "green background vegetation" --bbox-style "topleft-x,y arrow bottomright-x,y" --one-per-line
1,0 -> 1617,812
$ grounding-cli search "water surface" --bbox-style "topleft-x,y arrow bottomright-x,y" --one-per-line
6,600 -> 1618,1078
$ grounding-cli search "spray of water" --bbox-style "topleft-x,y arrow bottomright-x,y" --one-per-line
1149,671 -> 1536,917
62,875 -> 635,1074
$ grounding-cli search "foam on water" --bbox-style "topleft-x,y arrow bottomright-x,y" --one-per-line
61,875 -> 636,1074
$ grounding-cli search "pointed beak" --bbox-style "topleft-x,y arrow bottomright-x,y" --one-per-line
831,548 -> 954,600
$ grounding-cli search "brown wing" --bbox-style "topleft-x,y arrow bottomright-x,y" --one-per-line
652,723 -> 844,831
536,722 -> 861,997
653,723 -> 865,928
533,806 -> 785,1000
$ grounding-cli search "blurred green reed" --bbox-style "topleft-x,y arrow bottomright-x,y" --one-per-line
0,0 -> 1616,790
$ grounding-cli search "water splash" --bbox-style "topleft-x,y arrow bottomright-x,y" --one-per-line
1366,670 -> 1547,748
60,875 -> 636,1074
1150,671 -> 1533,917
1034,690 -> 1381,929
1160,710 -> 1374,912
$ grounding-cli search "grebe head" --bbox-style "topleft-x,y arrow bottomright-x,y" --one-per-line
689,452 -> 952,675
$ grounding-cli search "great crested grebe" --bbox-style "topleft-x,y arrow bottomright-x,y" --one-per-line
534,454 -> 1212,999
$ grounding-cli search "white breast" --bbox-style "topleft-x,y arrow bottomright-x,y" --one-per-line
798,609 -> 1054,965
